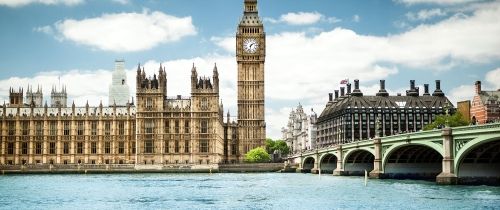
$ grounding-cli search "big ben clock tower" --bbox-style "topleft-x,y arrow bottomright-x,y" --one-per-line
236,0 -> 266,158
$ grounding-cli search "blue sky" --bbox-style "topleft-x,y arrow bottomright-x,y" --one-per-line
0,0 -> 499,138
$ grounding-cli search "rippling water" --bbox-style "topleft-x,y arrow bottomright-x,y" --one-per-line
1,173 -> 499,209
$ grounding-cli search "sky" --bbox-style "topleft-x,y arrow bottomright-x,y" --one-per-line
0,0 -> 499,139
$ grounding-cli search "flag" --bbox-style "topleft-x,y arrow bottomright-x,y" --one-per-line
340,79 -> 349,84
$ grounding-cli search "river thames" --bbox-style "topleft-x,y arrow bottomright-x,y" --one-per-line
0,173 -> 499,209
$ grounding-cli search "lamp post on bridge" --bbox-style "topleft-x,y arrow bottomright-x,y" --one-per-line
369,116 -> 383,179
437,101 -> 458,184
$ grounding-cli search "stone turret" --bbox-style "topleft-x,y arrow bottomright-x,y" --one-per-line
51,85 -> 67,108
26,85 -> 43,107
9,87 -> 23,107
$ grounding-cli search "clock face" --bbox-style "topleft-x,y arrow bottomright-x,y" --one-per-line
243,38 -> 259,53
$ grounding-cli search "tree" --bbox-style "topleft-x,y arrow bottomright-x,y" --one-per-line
244,147 -> 271,163
265,138 -> 290,156
265,138 -> 275,154
424,112 -> 470,131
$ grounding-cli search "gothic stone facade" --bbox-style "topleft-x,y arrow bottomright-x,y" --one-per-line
236,0 -> 266,154
282,104 -> 317,153
0,0 -> 266,165
135,64 -> 225,165
0,104 -> 136,165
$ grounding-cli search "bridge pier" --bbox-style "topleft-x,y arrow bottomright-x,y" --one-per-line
369,138 -> 384,179
333,146 -> 345,176
295,156 -> 304,173
311,152 -> 320,174
436,128 -> 458,185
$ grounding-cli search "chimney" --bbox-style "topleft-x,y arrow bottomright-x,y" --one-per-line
407,80 -> 418,97
347,83 -> 351,95
351,79 -> 363,96
423,84 -> 430,96
432,80 -> 444,97
328,93 -> 333,102
340,87 -> 345,97
376,80 -> 389,97
334,90 -> 339,100
475,81 -> 481,94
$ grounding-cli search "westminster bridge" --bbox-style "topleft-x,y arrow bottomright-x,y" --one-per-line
287,123 -> 500,185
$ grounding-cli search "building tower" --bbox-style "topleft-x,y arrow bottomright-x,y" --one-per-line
51,85 -> 67,108
190,64 -> 224,164
109,59 -> 131,106
236,0 -> 266,157
135,64 -> 166,164
26,85 -> 43,107
8,87 -> 23,107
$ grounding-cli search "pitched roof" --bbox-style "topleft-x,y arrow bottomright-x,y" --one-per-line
318,94 -> 452,121
478,90 -> 500,104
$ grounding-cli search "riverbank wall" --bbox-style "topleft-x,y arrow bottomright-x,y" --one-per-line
0,163 -> 285,174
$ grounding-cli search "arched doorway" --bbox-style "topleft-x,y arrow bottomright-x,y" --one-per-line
457,140 -> 500,185
302,157 -> 315,173
384,145 -> 442,180
319,154 -> 337,174
344,150 -> 374,176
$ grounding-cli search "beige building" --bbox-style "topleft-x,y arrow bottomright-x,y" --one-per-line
0,0 -> 266,165
236,0 -> 266,154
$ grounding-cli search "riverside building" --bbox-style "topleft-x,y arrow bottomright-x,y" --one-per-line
0,0 -> 266,165
316,79 -> 453,148
281,104 -> 317,153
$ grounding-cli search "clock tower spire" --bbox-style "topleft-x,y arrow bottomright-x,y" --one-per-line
236,0 -> 266,160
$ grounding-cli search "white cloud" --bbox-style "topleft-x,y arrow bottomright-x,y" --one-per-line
37,11 -> 197,52
33,25 -> 54,34
210,36 -> 235,54
448,84 -> 475,105
353,14 -> 360,22
406,8 -> 447,21
0,69 -> 112,106
210,1 -> 500,137
0,55 -> 236,109
281,12 -> 322,25
396,0 -> 481,5
0,0 -> 83,7
214,0 -> 500,98
265,12 -> 341,25
448,67 -> 500,105
111,0 -> 128,5
485,68 -> 500,89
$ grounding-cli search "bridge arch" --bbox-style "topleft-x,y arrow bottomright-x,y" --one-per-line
343,149 -> 375,176
319,153 -> 337,173
455,135 -> 500,185
382,143 -> 443,180
302,156 -> 316,173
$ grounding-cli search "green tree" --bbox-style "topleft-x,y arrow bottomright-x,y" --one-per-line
424,112 -> 470,131
265,138 -> 275,154
272,140 -> 290,156
265,138 -> 290,156
244,147 -> 271,163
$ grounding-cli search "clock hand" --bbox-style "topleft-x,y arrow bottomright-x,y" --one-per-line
249,43 -> 254,48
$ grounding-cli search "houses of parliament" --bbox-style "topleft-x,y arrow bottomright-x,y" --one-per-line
0,0 -> 266,166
